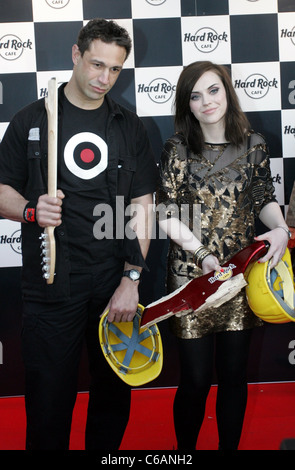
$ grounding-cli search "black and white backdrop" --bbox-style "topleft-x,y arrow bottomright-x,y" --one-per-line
0,0 -> 295,395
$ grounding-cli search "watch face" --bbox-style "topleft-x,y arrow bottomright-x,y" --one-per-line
130,269 -> 140,281
123,269 -> 141,281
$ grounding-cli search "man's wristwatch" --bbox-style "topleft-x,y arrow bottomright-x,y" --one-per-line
122,269 -> 141,282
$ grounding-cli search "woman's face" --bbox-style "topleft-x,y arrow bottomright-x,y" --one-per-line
189,70 -> 228,130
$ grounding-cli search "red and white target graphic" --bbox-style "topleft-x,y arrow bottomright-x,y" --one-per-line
64,132 -> 108,180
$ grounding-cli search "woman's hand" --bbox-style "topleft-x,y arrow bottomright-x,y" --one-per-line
255,227 -> 289,268
257,201 -> 289,267
201,254 -> 222,275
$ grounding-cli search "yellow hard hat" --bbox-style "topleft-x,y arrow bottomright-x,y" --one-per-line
246,248 -> 295,323
99,304 -> 163,386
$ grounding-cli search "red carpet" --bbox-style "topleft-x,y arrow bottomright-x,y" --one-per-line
0,382 -> 294,450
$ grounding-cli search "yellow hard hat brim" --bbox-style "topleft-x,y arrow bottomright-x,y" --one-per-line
99,304 -> 163,386
246,248 -> 295,323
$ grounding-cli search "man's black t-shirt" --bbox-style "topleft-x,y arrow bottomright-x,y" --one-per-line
60,97 -> 114,270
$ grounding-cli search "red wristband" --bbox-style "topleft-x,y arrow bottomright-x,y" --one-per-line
23,202 -> 37,223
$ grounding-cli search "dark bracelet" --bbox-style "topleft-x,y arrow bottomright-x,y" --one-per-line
193,246 -> 213,269
23,201 -> 37,223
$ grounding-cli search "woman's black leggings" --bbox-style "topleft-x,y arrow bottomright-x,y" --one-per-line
173,328 -> 252,450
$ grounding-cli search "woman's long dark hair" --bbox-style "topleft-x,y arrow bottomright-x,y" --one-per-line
174,61 -> 250,154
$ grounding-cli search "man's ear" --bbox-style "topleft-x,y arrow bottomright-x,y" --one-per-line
72,44 -> 81,65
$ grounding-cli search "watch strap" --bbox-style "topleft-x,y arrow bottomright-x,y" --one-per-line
122,269 -> 141,281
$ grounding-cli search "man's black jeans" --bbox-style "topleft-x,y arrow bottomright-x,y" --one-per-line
21,258 -> 131,450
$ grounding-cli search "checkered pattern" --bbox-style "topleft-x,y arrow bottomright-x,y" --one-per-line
0,0 -> 295,261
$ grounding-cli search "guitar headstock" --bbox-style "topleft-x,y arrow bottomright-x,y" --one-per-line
45,78 -> 57,116
40,226 -> 56,284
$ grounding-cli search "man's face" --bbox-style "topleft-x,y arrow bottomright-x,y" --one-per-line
71,39 -> 126,109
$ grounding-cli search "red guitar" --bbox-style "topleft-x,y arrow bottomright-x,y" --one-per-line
141,241 -> 269,328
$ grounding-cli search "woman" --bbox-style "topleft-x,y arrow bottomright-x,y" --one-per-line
157,61 -> 290,450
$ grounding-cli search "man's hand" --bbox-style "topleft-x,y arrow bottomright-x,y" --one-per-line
103,277 -> 140,323
36,189 -> 65,228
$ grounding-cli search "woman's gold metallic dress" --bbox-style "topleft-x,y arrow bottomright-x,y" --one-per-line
157,131 -> 277,339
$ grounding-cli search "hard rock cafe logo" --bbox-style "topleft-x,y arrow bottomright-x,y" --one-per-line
234,73 -> 278,99
284,125 -> 295,138
0,34 -> 33,61
137,78 -> 176,104
184,27 -> 228,53
0,229 -> 22,255
208,264 -> 236,284
45,0 -> 70,8
146,0 -> 166,5
281,27 -> 295,46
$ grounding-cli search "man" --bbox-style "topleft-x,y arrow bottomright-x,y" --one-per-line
0,18 -> 158,450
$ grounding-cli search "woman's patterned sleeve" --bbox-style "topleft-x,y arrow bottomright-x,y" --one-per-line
156,139 -> 186,220
250,134 -> 277,217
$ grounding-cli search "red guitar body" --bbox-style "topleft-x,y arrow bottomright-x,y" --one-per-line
141,241 -> 268,328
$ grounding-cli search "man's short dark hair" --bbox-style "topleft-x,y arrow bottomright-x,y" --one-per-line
77,18 -> 132,60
